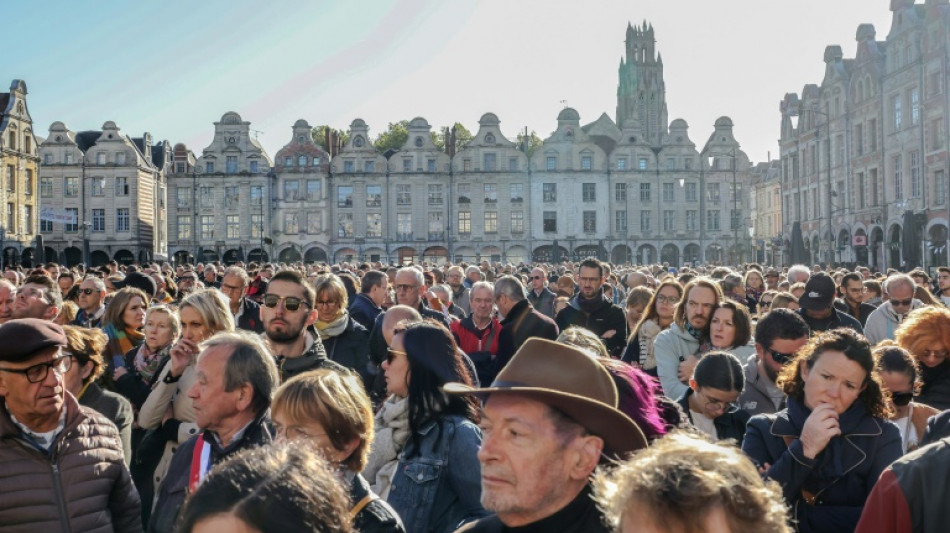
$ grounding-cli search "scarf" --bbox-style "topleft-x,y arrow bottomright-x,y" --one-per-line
746,286 -> 763,304
577,292 -> 605,314
364,395 -> 410,499
683,321 -> 704,340
315,311 -> 349,340
103,323 -> 145,358
134,343 -> 169,384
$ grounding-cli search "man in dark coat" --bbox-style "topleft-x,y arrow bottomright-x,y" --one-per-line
220,266 -> 264,333
554,258 -> 627,357
796,273 -> 863,335
526,267 -> 557,319
349,270 -> 387,330
149,331 -> 278,533
833,272 -> 877,326
494,276 -> 558,373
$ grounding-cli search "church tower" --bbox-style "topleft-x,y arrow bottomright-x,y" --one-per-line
616,21 -> 669,147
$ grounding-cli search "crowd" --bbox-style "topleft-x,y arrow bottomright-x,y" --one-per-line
1,257 -> 950,532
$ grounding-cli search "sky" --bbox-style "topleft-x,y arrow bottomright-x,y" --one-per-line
3,0 -> 896,165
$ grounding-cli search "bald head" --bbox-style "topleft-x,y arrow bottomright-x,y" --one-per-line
626,272 -> 647,290
382,305 -> 423,346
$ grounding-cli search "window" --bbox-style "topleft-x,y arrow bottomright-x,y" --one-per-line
338,186 -> 354,208
307,180 -> 321,201
251,185 -> 263,206
64,208 -> 78,232
855,123 -> 864,155
90,177 -> 103,196
663,183 -> 674,202
663,210 -> 675,231
298,155 -> 307,167
96,152 -> 105,165
65,177 -> 78,197
666,158 -> 675,170
250,161 -> 259,173
397,184 -> 411,205
227,215 -> 240,238
583,183 -> 596,202
205,161 -> 214,173
911,150 -> 921,197
175,162 -> 186,173
367,213 -> 382,237
707,183 -> 721,202
226,156 -> 238,174
510,183 -> 523,203
115,177 -> 129,196
458,211 -> 471,235
543,183 -> 556,202
40,177 -> 52,197
397,213 -> 412,240
857,172 -> 866,209
116,208 -> 130,232
402,159 -> 411,172
65,152 -> 73,164
617,158 -> 627,170
199,187 -> 214,208
41,218 -> 53,232
893,95 -> 902,130
428,184 -> 443,205
615,183 -> 627,202
911,88 -> 920,126
313,157 -> 320,166
338,214 -> 354,238
894,154 -> 903,200
707,210 -> 720,231
931,118 -> 945,151
457,183 -> 470,203
307,212 -> 321,234
639,183 -> 651,202
343,160 -> 354,173
92,209 -> 105,232
44,153 -> 52,165
24,169 -> 32,194
640,210 -> 651,232
428,212 -> 444,239
484,183 -> 497,203
484,211 -> 498,234
935,170 -> 946,205
484,153 -> 496,171
638,157 -> 648,170
686,210 -> 697,231
199,215 -> 213,239
546,156 -> 556,171
364,160 -> 375,173
685,158 -> 692,170
508,157 -> 518,171
543,211 -> 557,232
284,180 -> 299,201
615,210 -> 627,233
284,212 -> 298,234
285,156 -> 293,167
366,185 -> 382,207
583,211 -> 596,233
581,155 -> 592,170
113,152 -> 125,165
4,165 -> 14,192
251,214 -> 263,237
869,119 -> 877,152
463,159 -> 471,172
511,211 -> 524,233
427,159 -> 436,173
177,216 -> 192,240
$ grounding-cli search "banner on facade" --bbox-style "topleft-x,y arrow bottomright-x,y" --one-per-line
852,235 -> 867,246
40,207 -> 77,224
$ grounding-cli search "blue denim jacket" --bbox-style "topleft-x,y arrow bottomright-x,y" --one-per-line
386,415 -> 488,533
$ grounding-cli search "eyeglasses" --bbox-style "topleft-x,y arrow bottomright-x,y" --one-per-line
890,298 -> 913,307
767,347 -> 795,365
699,390 -> 737,412
386,347 -> 407,364
921,349 -> 949,359
891,391 -> 914,407
315,300 -> 339,307
655,295 -> 679,305
79,288 -> 98,295
759,300 -> 773,307
262,294 -> 311,311
531,276 -> 543,280
0,354 -> 72,383
394,284 -> 418,292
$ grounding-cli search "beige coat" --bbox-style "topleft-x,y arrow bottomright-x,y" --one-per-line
137,362 -> 200,495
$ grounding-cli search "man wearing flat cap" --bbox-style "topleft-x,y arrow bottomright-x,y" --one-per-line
0,318 -> 142,532
447,338 -> 647,532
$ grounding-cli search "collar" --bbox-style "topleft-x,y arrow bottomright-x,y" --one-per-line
10,408 -> 67,452
234,301 -> 245,321
502,484 -> 603,532
772,397 -> 883,438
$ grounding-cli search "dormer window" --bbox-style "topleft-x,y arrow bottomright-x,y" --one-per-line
354,136 -> 364,148
415,136 -> 424,148
298,155 -> 307,167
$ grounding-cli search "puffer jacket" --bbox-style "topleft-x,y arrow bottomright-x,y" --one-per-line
864,299 -> 925,345
0,393 -> 142,533
654,322 -> 700,400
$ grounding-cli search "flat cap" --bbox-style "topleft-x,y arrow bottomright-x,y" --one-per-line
0,319 -> 67,363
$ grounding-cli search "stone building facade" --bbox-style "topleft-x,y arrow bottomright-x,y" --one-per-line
779,0 -> 950,271
0,80 -> 40,267
750,160 -> 783,265
37,120 -> 167,266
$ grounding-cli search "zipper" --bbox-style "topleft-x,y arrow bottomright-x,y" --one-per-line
50,460 -> 72,533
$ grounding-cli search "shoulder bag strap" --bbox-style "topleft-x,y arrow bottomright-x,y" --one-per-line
348,494 -> 376,522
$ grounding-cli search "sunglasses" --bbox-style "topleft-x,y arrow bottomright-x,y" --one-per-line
79,288 -> 98,295
386,347 -> 407,364
768,347 -> 795,365
890,298 -> 913,307
262,294 -> 311,311
760,300 -> 773,307
891,391 -> 913,407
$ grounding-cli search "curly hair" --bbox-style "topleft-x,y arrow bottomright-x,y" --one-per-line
594,431 -> 791,533
777,328 -> 891,419
895,306 -> 950,360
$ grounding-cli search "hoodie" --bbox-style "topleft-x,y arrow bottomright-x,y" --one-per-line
864,299 -> 925,346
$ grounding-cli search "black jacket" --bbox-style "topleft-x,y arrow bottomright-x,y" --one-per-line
676,388 -> 751,446
796,307 -> 864,335
496,299 -> 559,373
236,297 -> 264,333
455,485 -> 608,533
351,472 -> 406,533
322,316 -> 372,387
349,293 -> 383,331
833,299 -> 877,327
555,293 -> 627,357
149,413 -> 273,533
921,409 -> 950,447
277,333 -> 346,383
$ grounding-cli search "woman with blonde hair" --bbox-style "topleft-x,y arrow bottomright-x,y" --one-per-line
273,369 -> 405,532
895,306 -> 950,410
312,275 -> 371,386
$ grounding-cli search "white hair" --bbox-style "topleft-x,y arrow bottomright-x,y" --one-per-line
883,274 -> 915,296
786,265 -> 810,284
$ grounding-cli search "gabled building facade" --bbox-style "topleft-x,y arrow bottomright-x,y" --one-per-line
0,80 -> 40,267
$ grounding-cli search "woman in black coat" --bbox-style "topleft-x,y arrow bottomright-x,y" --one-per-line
313,275 -> 372,386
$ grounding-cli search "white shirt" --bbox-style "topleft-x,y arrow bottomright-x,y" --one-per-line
689,409 -> 718,440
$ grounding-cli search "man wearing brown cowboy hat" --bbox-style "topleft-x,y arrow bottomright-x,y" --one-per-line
446,338 -> 647,532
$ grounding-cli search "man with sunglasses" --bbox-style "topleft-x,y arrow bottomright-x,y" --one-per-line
0,318 -> 142,532
259,270 -> 341,383
739,308 -> 810,416
865,274 -> 924,346
73,276 -> 107,328
526,267 -> 556,319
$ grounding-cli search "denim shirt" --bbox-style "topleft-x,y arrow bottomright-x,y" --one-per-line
387,414 -> 488,533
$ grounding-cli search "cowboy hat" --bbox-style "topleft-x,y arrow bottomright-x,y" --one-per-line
444,338 -> 648,456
